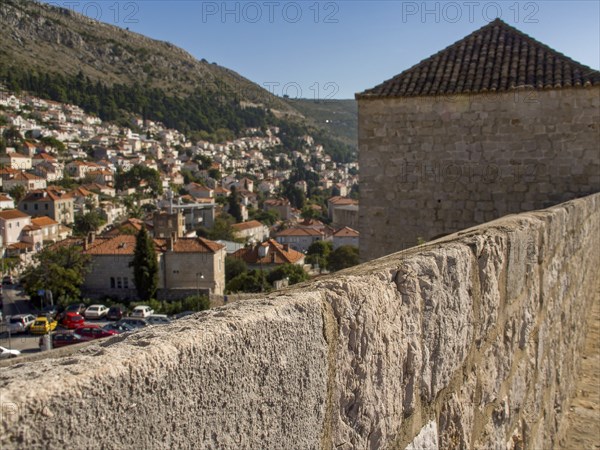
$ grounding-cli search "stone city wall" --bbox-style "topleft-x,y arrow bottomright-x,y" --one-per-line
1,194 -> 598,449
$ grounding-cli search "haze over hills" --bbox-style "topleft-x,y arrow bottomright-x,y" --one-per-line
0,0 -> 356,151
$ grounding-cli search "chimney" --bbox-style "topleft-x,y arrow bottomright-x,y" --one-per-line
88,231 -> 95,245
171,231 -> 177,243
283,244 -> 290,252
167,237 -> 174,252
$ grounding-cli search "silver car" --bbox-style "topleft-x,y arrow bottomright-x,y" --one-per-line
8,314 -> 36,334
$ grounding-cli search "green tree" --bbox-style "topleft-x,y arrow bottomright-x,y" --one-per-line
2,126 -> 23,146
22,245 -> 91,301
116,166 -> 163,196
267,264 -> 308,286
8,185 -> 26,204
40,136 -> 66,154
73,211 -> 105,236
306,240 -> 333,271
226,269 -> 268,294
130,227 -> 159,301
228,186 -> 243,223
207,215 -> 235,241
328,245 -> 359,272
225,256 -> 247,282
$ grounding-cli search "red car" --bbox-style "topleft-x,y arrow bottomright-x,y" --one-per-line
61,312 -> 85,330
41,332 -> 86,349
74,325 -> 119,341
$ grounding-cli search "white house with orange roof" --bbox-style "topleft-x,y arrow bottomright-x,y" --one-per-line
274,227 -> 327,253
231,220 -> 269,243
0,209 -> 31,246
3,172 -> 47,191
332,227 -> 360,250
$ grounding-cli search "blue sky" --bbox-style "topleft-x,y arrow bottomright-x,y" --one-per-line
42,1 -> 600,99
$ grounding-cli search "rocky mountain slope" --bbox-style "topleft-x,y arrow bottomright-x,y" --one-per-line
0,0 -> 294,114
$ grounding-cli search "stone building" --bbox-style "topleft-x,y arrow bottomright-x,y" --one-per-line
356,19 -> 600,261
76,233 -> 226,299
18,188 -> 75,225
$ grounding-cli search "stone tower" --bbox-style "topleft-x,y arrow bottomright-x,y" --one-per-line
356,19 -> 600,261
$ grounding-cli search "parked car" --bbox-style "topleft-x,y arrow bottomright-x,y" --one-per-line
84,305 -> 109,320
147,315 -> 171,326
74,325 -> 119,341
2,275 -> 13,285
131,305 -> 154,318
30,316 -> 59,335
60,312 -> 85,330
103,322 -> 136,334
106,306 -> 125,321
60,303 -> 87,320
117,318 -> 149,329
42,332 -> 86,349
0,346 -> 21,359
8,314 -> 36,334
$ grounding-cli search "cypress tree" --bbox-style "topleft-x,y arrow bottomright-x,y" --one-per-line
130,226 -> 159,301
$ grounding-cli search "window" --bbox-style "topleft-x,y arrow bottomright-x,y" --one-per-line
45,204 -> 48,210
124,277 -> 129,289
34,204 -> 38,210
110,277 -> 115,288
23,204 -> 27,210
117,277 -> 122,289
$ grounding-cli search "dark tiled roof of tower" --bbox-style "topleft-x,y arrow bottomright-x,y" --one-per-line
357,19 -> 600,99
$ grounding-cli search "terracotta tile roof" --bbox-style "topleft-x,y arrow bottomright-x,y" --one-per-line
83,234 -> 224,255
275,227 -> 324,237
156,237 -> 225,253
32,216 -> 58,227
264,198 -> 290,207
357,19 -> 600,99
0,194 -> 13,202
328,196 -> 358,206
333,227 -> 359,237
232,239 -> 304,265
11,172 -> 44,181
0,209 -> 30,220
33,153 -> 57,162
21,188 -> 73,203
22,224 -> 42,231
231,220 -> 265,232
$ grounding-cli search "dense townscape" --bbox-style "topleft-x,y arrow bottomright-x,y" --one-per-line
0,85 -> 360,309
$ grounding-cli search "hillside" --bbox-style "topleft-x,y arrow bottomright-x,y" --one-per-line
0,0 -> 356,159
285,99 -> 357,148
0,0 -> 294,113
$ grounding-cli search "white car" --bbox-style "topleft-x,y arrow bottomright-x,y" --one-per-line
8,314 -> 36,334
0,346 -> 21,359
84,305 -> 109,320
131,306 -> 154,318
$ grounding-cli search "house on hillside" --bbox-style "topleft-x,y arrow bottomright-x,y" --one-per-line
232,239 -> 305,271
18,188 -> 74,224
231,220 -> 269,243
274,227 -> 327,253
332,227 -> 359,250
356,19 -> 600,261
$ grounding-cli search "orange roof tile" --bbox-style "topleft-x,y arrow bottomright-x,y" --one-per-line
0,209 -> 30,220
333,227 -> 359,237
32,216 -> 59,227
231,220 -> 265,232
232,239 -> 304,265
